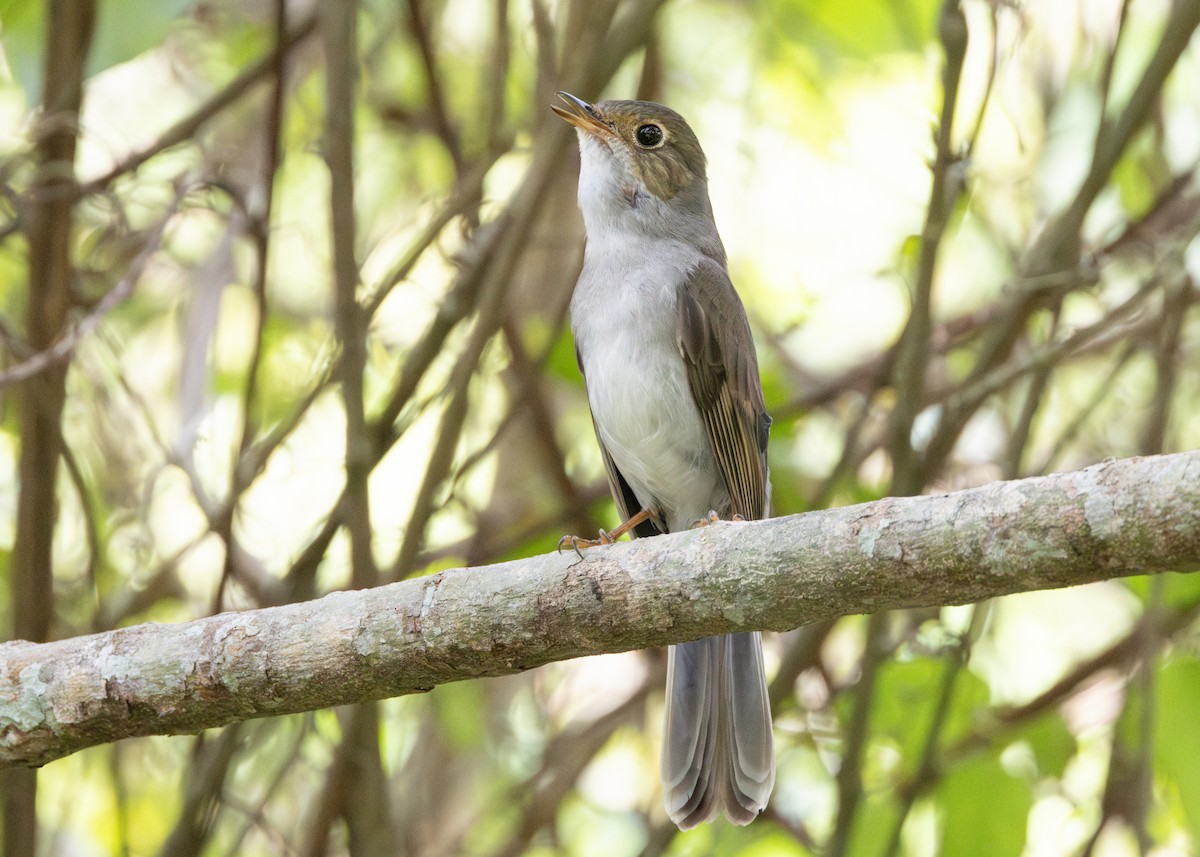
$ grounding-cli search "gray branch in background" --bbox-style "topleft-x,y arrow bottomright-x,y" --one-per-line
2,451 -> 1198,769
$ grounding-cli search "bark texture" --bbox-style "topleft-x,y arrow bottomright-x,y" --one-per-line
2,451 -> 1198,769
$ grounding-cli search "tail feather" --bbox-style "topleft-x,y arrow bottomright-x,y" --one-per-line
726,632 -> 775,785
661,632 -> 775,829
662,638 -> 720,821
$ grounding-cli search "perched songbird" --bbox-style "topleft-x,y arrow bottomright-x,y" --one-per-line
551,92 -> 775,829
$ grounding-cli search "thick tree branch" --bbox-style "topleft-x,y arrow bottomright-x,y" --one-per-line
2,451 -> 1199,769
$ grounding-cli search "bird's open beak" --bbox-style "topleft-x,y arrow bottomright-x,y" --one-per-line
551,91 -> 610,137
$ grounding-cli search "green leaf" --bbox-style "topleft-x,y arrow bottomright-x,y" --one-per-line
943,666 -> 990,746
1126,572 -> 1200,610
431,681 -> 487,750
734,828 -> 813,857
763,0 -> 940,61
871,656 -> 944,762
92,0 -> 195,77
1019,715 -> 1076,779
0,0 -> 194,105
664,823 -> 715,857
1155,658 -> 1200,841
0,0 -> 43,102
543,322 -> 583,384
868,655 -> 988,770
846,793 -> 902,857
938,755 -> 1032,857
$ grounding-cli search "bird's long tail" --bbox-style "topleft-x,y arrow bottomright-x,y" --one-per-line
661,632 -> 775,828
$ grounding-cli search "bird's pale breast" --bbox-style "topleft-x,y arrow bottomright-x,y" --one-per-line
571,235 -> 730,532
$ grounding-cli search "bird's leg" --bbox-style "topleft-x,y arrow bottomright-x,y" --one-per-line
604,506 -> 657,541
557,507 -> 656,556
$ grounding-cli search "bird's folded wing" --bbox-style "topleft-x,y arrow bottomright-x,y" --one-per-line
675,258 -> 771,521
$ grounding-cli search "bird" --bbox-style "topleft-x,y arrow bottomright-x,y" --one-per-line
551,91 -> 775,829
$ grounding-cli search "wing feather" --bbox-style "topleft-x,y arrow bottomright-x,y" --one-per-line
675,258 -> 771,520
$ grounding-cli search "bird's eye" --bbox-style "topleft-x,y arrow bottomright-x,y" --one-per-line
635,124 -> 664,148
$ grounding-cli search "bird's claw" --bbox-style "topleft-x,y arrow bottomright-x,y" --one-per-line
689,511 -> 746,528
556,530 -> 613,560
690,510 -> 723,529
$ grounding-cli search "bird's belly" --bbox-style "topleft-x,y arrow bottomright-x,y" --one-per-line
582,323 -> 727,533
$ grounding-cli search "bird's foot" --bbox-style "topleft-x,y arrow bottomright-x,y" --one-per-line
557,530 -> 614,560
689,510 -> 746,528
557,506 -> 656,560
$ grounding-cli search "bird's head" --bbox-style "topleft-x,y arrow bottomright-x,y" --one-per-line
552,92 -> 718,246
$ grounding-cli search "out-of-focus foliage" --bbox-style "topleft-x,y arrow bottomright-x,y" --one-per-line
1,0 -> 1199,855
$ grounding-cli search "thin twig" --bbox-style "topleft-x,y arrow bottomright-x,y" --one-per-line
887,0 -> 968,494
827,613 -> 891,857
1001,302 -> 1062,477
214,0 -> 292,612
883,605 -> 988,857
72,13 -> 318,200
389,133 -> 574,579
0,205 -> 175,389
406,0 -> 464,172
1034,340 -> 1137,475
323,0 -> 375,586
